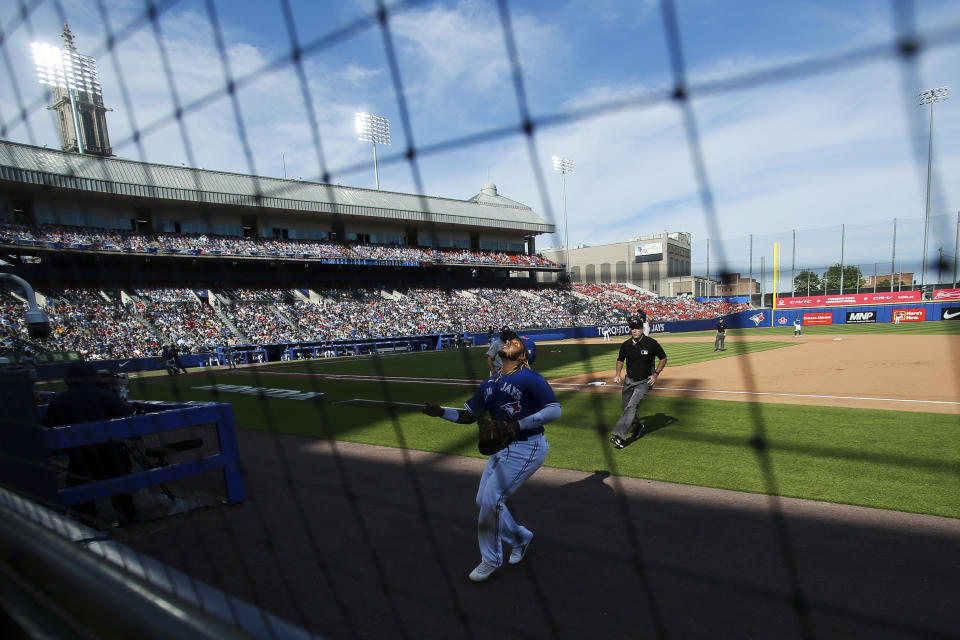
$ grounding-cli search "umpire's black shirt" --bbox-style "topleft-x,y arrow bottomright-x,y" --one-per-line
617,334 -> 667,380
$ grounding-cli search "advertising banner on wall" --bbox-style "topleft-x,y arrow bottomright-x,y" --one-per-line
845,310 -> 877,324
803,312 -> 833,325
933,288 -> 960,301
778,291 -> 921,308
892,308 -> 926,322
941,307 -> 960,321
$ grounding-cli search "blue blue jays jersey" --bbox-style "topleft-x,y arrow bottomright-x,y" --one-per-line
465,368 -> 559,422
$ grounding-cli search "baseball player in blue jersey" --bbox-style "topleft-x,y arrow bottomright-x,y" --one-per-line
423,335 -> 561,582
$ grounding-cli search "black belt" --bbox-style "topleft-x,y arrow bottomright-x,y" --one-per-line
517,426 -> 544,441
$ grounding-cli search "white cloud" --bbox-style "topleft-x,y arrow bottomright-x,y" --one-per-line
2,0 -> 958,277
386,1 -> 565,131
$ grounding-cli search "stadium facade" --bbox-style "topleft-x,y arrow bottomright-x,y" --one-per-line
0,139 -> 560,287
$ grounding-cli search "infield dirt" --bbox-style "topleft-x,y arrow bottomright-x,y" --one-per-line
550,333 -> 960,414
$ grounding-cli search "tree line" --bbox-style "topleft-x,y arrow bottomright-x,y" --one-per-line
790,264 -> 893,294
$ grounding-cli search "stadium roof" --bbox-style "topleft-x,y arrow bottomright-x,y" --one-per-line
0,140 -> 554,235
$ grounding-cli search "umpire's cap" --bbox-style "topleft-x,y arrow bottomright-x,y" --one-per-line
628,316 -> 644,329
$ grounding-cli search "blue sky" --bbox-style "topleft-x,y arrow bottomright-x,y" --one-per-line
2,0 -> 959,286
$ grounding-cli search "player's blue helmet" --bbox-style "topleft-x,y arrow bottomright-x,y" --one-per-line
519,335 -> 536,365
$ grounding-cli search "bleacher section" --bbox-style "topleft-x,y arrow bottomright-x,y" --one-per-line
1,284 -> 750,360
0,223 -> 559,268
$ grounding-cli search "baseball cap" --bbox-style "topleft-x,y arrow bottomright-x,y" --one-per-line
519,336 -> 537,365
628,316 -> 644,329
500,328 -> 519,342
63,361 -> 99,387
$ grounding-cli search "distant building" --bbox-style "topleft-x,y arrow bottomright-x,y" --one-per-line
862,273 -> 914,288
540,231 -> 709,296
716,275 -> 758,297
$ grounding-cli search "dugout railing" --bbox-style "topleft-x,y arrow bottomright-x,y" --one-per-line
0,369 -> 246,514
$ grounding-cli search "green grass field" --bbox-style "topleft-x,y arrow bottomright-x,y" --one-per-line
129,320 -> 960,519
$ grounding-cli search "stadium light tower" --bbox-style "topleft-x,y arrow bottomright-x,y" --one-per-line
552,156 -> 575,277
31,28 -> 105,155
355,112 -> 391,189
918,85 -> 949,288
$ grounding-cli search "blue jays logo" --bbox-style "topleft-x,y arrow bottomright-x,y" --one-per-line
778,317 -> 788,325
500,401 -> 522,416
749,312 -> 765,326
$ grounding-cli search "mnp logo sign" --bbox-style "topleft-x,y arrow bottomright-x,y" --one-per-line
845,310 -> 876,324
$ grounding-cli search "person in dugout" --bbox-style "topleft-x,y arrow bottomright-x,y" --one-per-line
43,361 -> 137,524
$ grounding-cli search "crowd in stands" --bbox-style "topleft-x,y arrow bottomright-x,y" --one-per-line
639,297 -> 748,322
572,283 -> 656,312
0,282 -> 750,361
1,223 -> 558,268
1,289 -> 162,360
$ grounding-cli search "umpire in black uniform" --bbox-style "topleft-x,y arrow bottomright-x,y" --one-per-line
610,315 -> 667,449
715,317 -> 727,351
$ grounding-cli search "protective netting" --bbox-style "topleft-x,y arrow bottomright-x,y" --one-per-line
1,2 -> 959,639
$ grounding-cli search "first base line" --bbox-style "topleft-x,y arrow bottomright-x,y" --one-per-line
332,398 -> 426,408
652,386 -> 960,406
260,371 -> 959,407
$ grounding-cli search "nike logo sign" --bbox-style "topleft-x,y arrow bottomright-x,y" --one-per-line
118,361 -> 130,368
944,310 -> 960,320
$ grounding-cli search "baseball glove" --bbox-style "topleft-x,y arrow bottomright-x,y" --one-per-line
477,417 -> 521,455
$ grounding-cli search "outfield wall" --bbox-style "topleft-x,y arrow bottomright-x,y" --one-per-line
771,301 -> 960,327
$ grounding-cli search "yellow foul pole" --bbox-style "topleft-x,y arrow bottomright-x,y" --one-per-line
772,242 -> 780,327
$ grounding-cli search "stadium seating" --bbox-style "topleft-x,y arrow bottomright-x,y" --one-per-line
1,283 -> 748,360
1,223 -> 559,268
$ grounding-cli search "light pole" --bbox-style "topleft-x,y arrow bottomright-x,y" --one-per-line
918,85 -> 949,288
355,112 -> 391,189
31,37 -> 103,155
552,156 -> 574,279
0,274 -> 51,339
